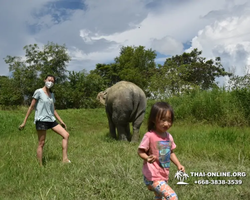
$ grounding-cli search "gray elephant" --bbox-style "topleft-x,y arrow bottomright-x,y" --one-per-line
97,81 -> 147,142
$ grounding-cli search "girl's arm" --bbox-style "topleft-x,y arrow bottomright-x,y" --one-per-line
138,148 -> 156,163
19,98 -> 37,130
170,150 -> 185,172
54,108 -> 67,129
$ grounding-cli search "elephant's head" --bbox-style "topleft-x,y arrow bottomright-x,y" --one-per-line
96,88 -> 110,105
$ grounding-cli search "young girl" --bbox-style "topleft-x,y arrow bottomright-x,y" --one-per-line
19,75 -> 70,166
138,102 -> 184,200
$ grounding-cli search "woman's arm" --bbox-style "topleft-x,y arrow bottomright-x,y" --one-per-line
54,108 -> 67,129
19,98 -> 37,130
170,150 -> 185,172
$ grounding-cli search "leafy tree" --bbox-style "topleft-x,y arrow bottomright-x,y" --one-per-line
24,42 -> 70,84
4,56 -> 39,105
4,42 -> 71,105
114,46 -> 157,92
0,76 -> 23,107
149,49 -> 231,97
227,74 -> 250,90
92,46 -> 157,94
66,70 -> 106,109
90,63 -> 120,87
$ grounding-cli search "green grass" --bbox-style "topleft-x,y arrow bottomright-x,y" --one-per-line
0,108 -> 250,200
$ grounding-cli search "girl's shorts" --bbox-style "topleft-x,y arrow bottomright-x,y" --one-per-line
36,121 -> 58,130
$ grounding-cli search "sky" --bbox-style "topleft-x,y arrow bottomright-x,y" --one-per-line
1,0 -> 250,83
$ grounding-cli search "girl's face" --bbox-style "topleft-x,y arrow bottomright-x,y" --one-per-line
155,110 -> 172,134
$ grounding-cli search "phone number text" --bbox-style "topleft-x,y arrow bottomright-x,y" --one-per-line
194,180 -> 243,185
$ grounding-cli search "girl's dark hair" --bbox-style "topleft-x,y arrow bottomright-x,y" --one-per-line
147,102 -> 174,131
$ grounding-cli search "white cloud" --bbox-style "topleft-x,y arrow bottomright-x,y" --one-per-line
151,36 -> 183,56
187,8 -> 250,76
1,0 -> 250,83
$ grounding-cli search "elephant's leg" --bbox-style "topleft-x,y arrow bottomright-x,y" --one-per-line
109,121 -> 117,140
117,124 -> 130,141
131,114 -> 145,142
107,114 -> 117,139
125,123 -> 131,141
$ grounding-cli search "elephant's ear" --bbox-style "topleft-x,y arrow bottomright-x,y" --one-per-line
99,96 -> 105,105
103,87 -> 110,96
97,91 -> 106,105
97,88 -> 110,105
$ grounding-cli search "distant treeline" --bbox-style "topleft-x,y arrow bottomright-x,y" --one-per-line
1,42 -> 250,116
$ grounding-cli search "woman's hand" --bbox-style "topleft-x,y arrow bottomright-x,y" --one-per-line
61,122 -> 67,130
147,155 -> 157,163
19,123 -> 25,131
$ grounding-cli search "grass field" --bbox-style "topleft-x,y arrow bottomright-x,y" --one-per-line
0,107 -> 250,200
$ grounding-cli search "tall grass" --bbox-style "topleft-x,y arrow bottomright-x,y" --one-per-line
0,105 -> 250,200
1,88 -> 250,199
164,88 -> 250,127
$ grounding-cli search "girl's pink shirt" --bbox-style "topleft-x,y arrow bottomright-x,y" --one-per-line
138,131 -> 176,181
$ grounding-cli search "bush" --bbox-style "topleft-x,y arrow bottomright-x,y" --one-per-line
160,88 -> 249,127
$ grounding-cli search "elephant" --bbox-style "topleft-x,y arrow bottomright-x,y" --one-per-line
97,81 -> 147,142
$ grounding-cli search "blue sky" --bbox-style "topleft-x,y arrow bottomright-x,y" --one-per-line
1,0 -> 250,80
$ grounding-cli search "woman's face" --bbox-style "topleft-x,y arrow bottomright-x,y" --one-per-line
45,76 -> 55,83
44,76 -> 55,89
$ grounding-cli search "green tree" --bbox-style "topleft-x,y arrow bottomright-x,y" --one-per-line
66,70 -> 105,108
90,63 -> 120,87
0,76 -> 23,107
24,42 -> 70,84
4,56 -> 39,105
91,46 -> 156,94
227,74 -> 250,90
114,46 -> 157,92
4,42 -> 71,105
149,49 -> 231,97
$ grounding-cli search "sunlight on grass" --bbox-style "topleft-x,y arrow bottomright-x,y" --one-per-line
0,108 -> 250,199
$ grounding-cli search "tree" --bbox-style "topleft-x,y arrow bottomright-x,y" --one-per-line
24,42 -> 70,84
0,76 -> 23,107
91,46 -> 157,94
90,63 -> 120,87
149,49 -> 232,97
4,42 -> 71,105
65,70 -> 106,109
4,56 -> 40,105
114,46 -> 157,93
227,74 -> 250,90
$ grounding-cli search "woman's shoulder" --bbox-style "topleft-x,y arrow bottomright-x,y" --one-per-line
34,88 -> 43,92
33,88 -> 43,97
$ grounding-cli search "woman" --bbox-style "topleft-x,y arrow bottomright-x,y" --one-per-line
19,75 -> 70,165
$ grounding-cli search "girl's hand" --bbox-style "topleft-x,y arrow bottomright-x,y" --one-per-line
177,165 -> 185,172
19,123 -> 25,131
147,155 -> 157,163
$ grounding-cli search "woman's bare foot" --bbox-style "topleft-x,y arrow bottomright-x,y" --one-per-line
63,159 -> 71,163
